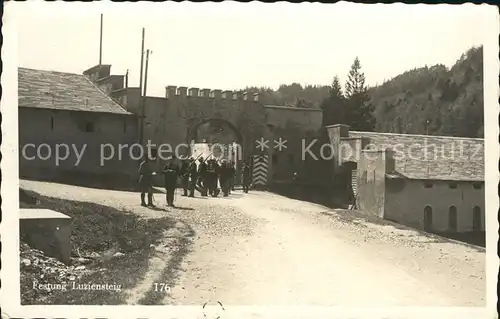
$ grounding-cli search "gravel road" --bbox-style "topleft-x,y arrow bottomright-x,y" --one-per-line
20,180 -> 485,307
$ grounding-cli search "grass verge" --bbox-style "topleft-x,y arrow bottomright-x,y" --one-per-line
19,190 -> 190,305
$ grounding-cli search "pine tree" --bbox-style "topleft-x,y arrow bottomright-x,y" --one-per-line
329,76 -> 343,97
320,76 -> 347,126
345,57 -> 366,98
344,57 -> 376,131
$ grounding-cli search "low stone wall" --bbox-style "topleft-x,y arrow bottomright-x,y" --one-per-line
20,209 -> 72,265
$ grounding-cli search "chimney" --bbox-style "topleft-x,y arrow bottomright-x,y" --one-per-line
385,148 -> 396,173
252,92 -> 259,102
83,64 -> 111,83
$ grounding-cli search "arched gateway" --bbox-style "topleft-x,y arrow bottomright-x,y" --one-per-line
86,64 -> 324,187
187,118 -> 245,184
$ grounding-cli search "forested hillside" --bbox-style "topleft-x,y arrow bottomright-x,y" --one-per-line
369,46 -> 483,137
244,83 -> 329,109
245,46 -> 483,138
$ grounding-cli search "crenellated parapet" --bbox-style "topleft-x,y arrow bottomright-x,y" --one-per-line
188,88 -> 199,97
165,85 -> 259,102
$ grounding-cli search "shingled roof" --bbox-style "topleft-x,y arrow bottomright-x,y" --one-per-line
18,67 -> 131,115
349,131 -> 484,182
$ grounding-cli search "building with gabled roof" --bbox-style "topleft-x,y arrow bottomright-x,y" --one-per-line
18,67 -> 132,115
18,66 -> 139,188
326,124 -> 485,233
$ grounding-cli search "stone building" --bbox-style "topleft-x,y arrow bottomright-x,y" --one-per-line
18,67 -> 139,188
326,124 -> 485,233
264,105 -> 323,182
18,63 -> 327,188
83,64 -> 328,186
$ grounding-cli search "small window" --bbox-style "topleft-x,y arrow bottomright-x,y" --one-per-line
123,119 -> 127,133
472,206 -> 482,231
449,182 -> 458,189
472,182 -> 482,190
85,122 -> 95,133
424,182 -> 433,188
448,206 -> 458,231
272,154 -> 278,165
50,116 -> 55,130
289,154 -> 294,164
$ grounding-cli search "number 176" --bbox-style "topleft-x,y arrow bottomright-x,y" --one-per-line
153,283 -> 171,293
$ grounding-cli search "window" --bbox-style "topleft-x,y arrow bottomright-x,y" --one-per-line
84,122 -> 95,133
448,206 -> 458,231
472,182 -> 482,190
289,154 -> 294,165
424,182 -> 433,188
50,116 -> 55,130
472,206 -> 482,231
272,154 -> 278,165
423,206 -> 433,231
123,119 -> 127,133
449,182 -> 458,189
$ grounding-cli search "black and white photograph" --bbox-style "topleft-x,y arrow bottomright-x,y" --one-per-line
1,2 -> 498,318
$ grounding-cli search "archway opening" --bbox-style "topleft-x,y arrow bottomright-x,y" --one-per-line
187,118 -> 244,185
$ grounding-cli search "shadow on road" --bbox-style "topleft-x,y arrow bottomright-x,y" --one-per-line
172,206 -> 195,211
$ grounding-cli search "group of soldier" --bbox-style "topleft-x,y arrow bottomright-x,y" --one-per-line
138,155 -> 252,207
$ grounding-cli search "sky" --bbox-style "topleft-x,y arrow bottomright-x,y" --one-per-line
8,2 -> 495,97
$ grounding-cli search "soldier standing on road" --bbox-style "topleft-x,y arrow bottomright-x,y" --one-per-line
139,156 -> 155,207
229,162 -> 236,194
218,160 -> 226,196
197,157 -> 208,196
180,158 -> 190,196
163,161 -> 179,207
220,161 -> 231,197
228,162 -> 236,194
206,159 -> 216,197
213,159 -> 222,197
242,160 -> 252,193
188,157 -> 198,197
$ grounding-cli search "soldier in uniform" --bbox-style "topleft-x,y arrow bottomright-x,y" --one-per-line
188,157 -> 198,197
206,159 -> 216,197
219,161 -> 231,197
213,159 -> 222,197
138,156 -> 155,207
163,161 -> 179,207
197,157 -> 208,196
180,158 -> 190,196
228,162 -> 236,194
242,160 -> 252,193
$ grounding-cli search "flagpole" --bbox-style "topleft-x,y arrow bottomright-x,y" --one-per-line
138,28 -> 145,145
141,49 -> 151,147
99,14 -> 103,65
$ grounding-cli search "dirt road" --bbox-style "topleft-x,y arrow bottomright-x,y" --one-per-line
20,180 -> 485,307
